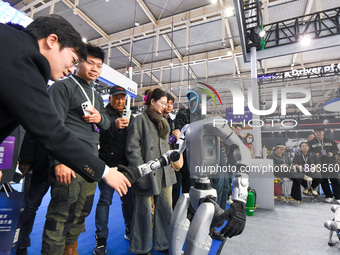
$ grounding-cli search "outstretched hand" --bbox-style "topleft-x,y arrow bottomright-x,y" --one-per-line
220,201 -> 246,238
103,167 -> 131,196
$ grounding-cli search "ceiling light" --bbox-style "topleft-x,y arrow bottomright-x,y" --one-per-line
105,0 -> 109,2
210,0 -> 218,4
181,17 -> 186,21
225,7 -> 234,17
134,21 -> 140,27
255,27 -> 266,38
227,51 -> 232,56
300,35 -> 311,45
169,62 -> 173,67
82,37 -> 87,43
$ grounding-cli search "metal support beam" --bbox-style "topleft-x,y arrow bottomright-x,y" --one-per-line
162,34 -> 183,62
62,0 -> 110,40
117,46 -> 142,68
136,0 -> 158,26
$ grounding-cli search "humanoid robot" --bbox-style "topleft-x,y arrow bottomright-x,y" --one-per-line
324,205 -> 340,246
130,87 -> 252,255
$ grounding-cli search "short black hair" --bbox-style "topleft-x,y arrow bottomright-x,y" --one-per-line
234,124 -> 242,129
25,15 -> 87,60
86,43 -> 105,63
313,126 -> 325,131
166,93 -> 175,102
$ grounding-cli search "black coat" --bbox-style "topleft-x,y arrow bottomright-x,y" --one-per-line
308,136 -> 339,165
99,104 -> 133,167
0,24 -> 105,182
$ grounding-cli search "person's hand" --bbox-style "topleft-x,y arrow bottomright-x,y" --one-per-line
220,201 -> 246,238
115,118 -> 129,129
19,163 -> 31,176
172,129 -> 181,141
0,171 -> 2,182
83,107 -> 102,123
328,152 -> 334,158
102,167 -> 131,196
55,164 -> 76,185
316,153 -> 321,158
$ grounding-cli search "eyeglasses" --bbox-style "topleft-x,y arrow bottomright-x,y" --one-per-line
68,48 -> 80,68
158,101 -> 168,107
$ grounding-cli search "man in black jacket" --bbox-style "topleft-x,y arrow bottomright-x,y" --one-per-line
94,86 -> 134,255
0,16 -> 130,193
309,127 -> 340,203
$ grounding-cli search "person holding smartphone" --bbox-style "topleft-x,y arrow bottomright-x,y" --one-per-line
309,127 -> 340,204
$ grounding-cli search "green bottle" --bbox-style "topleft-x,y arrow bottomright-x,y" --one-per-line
246,188 -> 256,216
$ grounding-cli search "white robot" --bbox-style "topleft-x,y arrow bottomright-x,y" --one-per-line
324,205 -> 340,246
134,115 -> 251,255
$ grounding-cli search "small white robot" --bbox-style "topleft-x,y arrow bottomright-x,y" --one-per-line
324,205 -> 340,246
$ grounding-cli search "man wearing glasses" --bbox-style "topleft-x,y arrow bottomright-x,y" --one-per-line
41,44 -> 110,255
0,13 -> 130,223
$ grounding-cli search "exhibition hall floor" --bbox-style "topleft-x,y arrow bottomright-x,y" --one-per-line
24,186 -> 340,255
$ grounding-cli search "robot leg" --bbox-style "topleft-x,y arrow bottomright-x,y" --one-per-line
183,202 -> 215,255
169,194 -> 191,255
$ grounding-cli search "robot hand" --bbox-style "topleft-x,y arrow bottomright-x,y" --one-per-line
221,201 -> 246,238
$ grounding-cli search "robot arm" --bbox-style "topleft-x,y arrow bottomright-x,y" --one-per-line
137,124 -> 188,177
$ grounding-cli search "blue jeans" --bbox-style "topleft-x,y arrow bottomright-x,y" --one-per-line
129,186 -> 172,254
211,171 -> 229,211
18,182 -> 49,248
95,179 -> 134,239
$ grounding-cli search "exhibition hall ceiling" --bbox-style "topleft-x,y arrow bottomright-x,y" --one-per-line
8,0 -> 340,114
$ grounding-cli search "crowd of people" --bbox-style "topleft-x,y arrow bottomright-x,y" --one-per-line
269,127 -> 340,204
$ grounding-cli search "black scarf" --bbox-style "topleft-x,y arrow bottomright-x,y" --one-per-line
144,108 -> 169,139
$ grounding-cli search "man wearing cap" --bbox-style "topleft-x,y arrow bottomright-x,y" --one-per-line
94,86 -> 134,255
309,127 -> 340,203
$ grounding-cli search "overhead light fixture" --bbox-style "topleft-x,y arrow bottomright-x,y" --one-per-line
210,0 -> 218,4
181,17 -> 186,21
82,37 -> 87,43
134,21 -> 140,27
105,0 -> 109,2
227,50 -> 232,56
225,7 -> 234,17
255,27 -> 266,38
300,35 -> 311,45
169,62 -> 173,67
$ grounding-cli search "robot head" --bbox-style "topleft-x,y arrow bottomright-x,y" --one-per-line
187,87 -> 213,115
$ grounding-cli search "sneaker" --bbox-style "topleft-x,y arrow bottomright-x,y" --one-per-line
303,188 -> 309,195
311,188 -> 319,196
16,247 -> 27,255
325,197 -> 334,203
94,236 -> 107,255
303,175 -> 313,182
124,228 -> 130,241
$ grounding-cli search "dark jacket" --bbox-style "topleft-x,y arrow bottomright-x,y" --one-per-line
99,104 -> 133,167
308,137 -> 339,165
174,108 -> 190,130
292,151 -> 321,168
19,132 -> 49,185
0,24 -> 105,182
268,152 -> 292,168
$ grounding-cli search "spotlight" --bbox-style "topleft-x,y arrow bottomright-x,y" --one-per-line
210,0 -> 218,4
300,35 -> 311,45
169,62 -> 173,67
181,17 -> 186,21
227,51 -> 232,56
225,7 -> 234,17
82,37 -> 87,43
134,21 -> 140,27
323,119 -> 329,125
255,27 -> 266,38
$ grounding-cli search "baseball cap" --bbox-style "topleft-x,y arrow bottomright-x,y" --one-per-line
109,85 -> 127,96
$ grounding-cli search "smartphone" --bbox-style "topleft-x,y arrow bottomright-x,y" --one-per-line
122,109 -> 131,121
81,101 -> 92,116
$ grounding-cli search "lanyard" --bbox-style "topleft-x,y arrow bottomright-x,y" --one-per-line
70,75 -> 95,107
302,154 -> 308,164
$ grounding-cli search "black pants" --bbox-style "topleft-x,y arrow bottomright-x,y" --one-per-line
320,166 -> 340,199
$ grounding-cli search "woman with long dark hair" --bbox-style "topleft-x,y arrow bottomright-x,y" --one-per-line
126,88 -> 176,255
